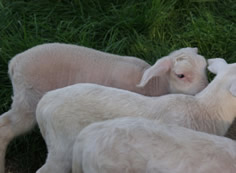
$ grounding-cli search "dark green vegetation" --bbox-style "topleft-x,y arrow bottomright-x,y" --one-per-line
0,0 -> 235,172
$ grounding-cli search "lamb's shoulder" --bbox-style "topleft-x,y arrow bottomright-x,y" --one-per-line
147,94 -> 196,118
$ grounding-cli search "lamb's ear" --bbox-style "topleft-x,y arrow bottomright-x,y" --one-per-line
192,47 -> 198,53
207,58 -> 227,74
229,80 -> 236,97
137,58 -> 171,88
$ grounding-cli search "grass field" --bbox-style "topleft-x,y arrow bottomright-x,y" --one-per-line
0,0 -> 235,172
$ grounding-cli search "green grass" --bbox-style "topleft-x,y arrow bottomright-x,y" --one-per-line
0,0 -> 235,172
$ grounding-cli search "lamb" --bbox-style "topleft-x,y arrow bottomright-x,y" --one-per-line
35,58 -> 236,173
0,43 -> 208,173
72,117 -> 236,173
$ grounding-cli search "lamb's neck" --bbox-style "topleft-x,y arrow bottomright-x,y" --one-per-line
196,91 -> 236,135
195,75 -> 221,98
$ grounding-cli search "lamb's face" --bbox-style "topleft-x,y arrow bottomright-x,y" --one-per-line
136,47 -> 208,95
168,48 -> 209,95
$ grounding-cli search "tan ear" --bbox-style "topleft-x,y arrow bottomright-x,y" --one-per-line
229,80 -> 236,97
137,59 -> 171,88
207,58 -> 227,74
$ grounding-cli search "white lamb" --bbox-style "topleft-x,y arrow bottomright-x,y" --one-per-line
0,43 -> 208,173
72,117 -> 236,173
36,58 -> 236,173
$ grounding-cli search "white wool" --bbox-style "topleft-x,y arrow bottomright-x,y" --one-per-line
72,117 -> 236,173
0,44 -> 208,173
36,58 -> 236,173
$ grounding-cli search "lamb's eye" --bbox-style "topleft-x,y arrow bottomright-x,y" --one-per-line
177,74 -> 185,78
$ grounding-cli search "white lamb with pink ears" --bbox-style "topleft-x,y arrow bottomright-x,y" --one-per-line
36,58 -> 236,173
0,43 -> 208,173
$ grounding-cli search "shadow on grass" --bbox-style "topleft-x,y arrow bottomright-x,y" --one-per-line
6,127 -> 47,173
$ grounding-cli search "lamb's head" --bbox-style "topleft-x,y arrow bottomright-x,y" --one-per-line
137,47 -> 208,95
206,58 -> 236,119
208,58 -> 236,99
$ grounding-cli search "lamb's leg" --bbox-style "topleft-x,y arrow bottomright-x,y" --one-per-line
0,106 -> 36,173
0,113 -> 11,173
36,146 -> 72,173
72,142 -> 83,173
